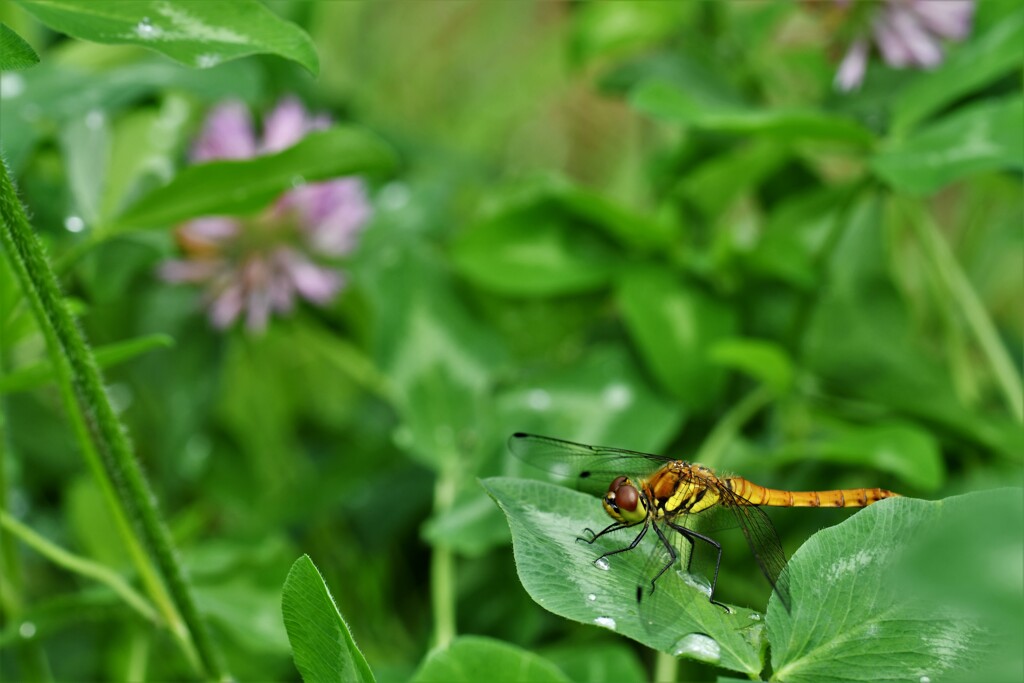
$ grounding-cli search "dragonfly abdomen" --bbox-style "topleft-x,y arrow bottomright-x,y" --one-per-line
725,478 -> 900,507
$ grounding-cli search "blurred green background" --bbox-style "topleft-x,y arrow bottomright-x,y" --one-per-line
1,2 -> 1021,682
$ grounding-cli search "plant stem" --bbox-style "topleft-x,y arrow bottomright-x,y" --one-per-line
430,465 -> 458,650
901,199 -> 1023,422
0,511 -> 158,623
653,651 -> 677,683
0,159 -> 226,679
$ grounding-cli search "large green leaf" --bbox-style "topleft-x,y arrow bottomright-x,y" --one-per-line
872,97 -> 1023,195
569,2 -> 690,66
424,345 -> 683,557
771,417 -> 944,492
412,636 -> 570,683
497,345 -> 684,454
768,490 -> 1021,682
15,0 -> 318,74
113,126 -> 396,230
676,141 -> 790,219
540,642 -> 647,683
452,204 -> 618,297
891,10 -> 1024,133
0,22 -> 40,70
617,266 -> 737,410
281,554 -> 375,683
0,59 -> 261,171
631,79 -> 874,145
483,477 -> 767,676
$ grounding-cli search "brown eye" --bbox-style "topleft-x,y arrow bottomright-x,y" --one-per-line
609,476 -> 627,494
616,484 -> 639,512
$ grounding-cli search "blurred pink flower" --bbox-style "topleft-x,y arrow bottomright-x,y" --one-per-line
830,0 -> 976,91
160,97 -> 370,332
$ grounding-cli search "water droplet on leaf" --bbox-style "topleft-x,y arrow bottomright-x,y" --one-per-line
593,616 -> 616,630
672,633 -> 721,664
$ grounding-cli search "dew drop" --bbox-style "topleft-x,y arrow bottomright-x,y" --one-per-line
526,389 -> 551,411
107,383 -> 133,413
593,616 -> 616,630
19,622 -> 36,639
919,677 -> 931,683
85,109 -> 105,130
602,383 -> 633,409
289,175 -> 307,188
749,612 -> 761,621
1,73 -> 26,100
679,570 -> 712,597
594,557 -> 611,571
672,633 -> 721,664
64,215 -> 86,233
135,17 -> 157,39
378,182 -> 410,211
586,593 -> 597,602
195,53 -> 222,69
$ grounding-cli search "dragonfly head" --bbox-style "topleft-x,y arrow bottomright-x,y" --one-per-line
602,476 -> 648,524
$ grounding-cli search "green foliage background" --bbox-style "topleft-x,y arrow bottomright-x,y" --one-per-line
0,2 -> 1021,682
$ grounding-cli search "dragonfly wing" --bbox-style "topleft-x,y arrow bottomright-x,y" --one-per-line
507,432 -> 672,497
717,488 -> 792,611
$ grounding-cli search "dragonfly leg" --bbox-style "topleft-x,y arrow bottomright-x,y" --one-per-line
666,521 -> 730,613
644,522 -> 679,599
592,520 -> 648,567
577,521 -> 629,545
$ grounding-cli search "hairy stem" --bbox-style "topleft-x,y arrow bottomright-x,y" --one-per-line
0,159 -> 226,679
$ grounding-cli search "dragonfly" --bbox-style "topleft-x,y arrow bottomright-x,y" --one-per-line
508,432 -> 900,612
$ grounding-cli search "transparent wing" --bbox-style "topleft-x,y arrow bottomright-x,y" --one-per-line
507,432 -> 673,497
712,483 -> 792,611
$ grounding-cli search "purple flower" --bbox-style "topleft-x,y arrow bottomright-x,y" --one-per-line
830,0 -> 976,92
160,98 -> 370,332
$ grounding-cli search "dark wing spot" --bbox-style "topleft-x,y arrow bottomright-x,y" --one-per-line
635,585 -> 643,603
512,432 -> 527,438
580,471 -> 592,479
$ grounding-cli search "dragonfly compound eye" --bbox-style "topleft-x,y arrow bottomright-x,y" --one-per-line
608,476 -> 628,493
615,483 -> 639,513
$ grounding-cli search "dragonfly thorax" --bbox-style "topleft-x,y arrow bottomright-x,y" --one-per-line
602,475 -> 649,524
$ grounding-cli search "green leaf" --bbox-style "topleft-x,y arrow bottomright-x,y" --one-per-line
709,338 -> 795,395
421,493 -> 511,557
499,345 -> 684,454
871,97 -> 1024,195
768,491 -> 1021,681
114,126 -> 396,230
773,417 -> 944,492
423,345 -> 683,557
99,97 -> 193,224
740,187 -> 846,289
359,230 -> 503,471
453,202 -> 618,297
891,10 -> 1024,133
540,642 -> 647,683
60,108 -> 111,226
617,266 -> 737,410
570,2 -> 691,66
676,141 -> 790,219
804,194 -> 1019,460
0,22 -> 40,70
483,477 -> 766,676
281,554 -> 375,683
412,636 -> 571,683
15,0 -> 318,74
0,59 -> 261,171
631,80 -> 875,145
0,333 -> 174,395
